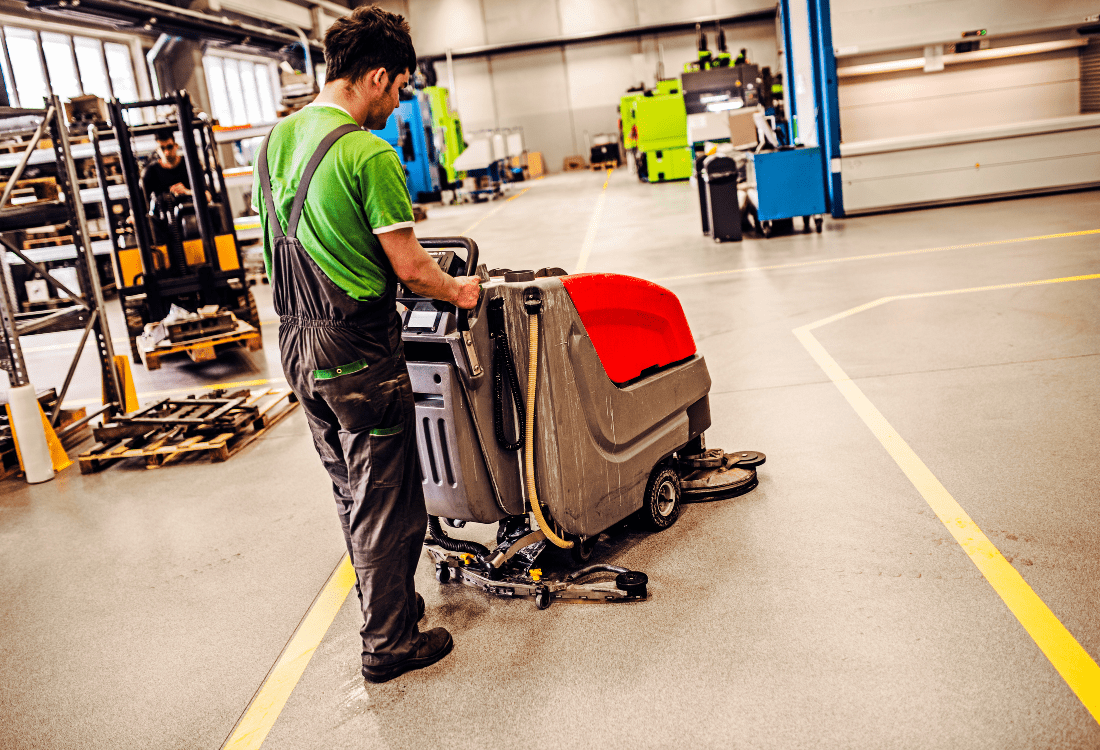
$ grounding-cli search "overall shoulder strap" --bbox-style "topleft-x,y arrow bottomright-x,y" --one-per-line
256,132 -> 283,241
286,123 -> 363,239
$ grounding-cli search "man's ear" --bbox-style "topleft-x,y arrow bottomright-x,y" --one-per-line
371,68 -> 388,89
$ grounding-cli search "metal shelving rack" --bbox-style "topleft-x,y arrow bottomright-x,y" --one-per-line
0,96 -> 123,428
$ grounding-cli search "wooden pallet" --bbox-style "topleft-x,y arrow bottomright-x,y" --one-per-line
139,319 -> 262,370
77,389 -> 298,473
590,161 -> 617,171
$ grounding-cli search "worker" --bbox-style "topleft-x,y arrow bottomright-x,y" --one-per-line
140,129 -> 193,203
253,5 -> 480,684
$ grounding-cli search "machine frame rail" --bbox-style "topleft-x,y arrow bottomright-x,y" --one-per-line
424,542 -> 649,610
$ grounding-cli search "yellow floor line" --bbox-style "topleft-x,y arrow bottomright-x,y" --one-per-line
656,228 -> 1100,283
458,180 -> 537,236
61,377 -> 287,407
222,554 -> 356,750
794,272 -> 1100,726
574,168 -> 614,274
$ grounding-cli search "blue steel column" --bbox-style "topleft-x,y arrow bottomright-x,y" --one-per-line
778,0 -> 798,142
807,0 -> 845,217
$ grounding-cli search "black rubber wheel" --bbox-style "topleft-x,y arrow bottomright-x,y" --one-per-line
615,571 -> 649,598
815,216 -> 823,233
637,465 -> 682,531
435,563 -> 450,584
761,221 -> 772,239
535,586 -> 551,610
803,215 -> 812,232
569,535 -> 597,565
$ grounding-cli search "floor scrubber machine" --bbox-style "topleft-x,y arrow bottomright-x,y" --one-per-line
403,238 -> 764,608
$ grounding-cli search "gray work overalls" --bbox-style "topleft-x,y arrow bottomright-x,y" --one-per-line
258,123 -> 426,670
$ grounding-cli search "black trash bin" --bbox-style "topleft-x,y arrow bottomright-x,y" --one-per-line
702,154 -> 742,242
694,152 -> 710,235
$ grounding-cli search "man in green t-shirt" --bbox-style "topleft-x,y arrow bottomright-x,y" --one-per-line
254,6 -> 479,684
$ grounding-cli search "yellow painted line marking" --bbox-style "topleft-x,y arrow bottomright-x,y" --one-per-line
61,377 -> 287,407
656,228 -> 1100,283
574,171 -> 613,274
222,554 -> 356,750
794,272 -> 1100,725
458,182 -> 536,236
23,338 -> 130,354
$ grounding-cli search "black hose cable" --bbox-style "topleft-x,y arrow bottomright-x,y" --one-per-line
488,297 -> 524,450
492,333 -> 525,450
427,515 -> 491,559
564,564 -> 631,582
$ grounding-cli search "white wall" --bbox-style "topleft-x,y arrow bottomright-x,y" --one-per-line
838,47 -> 1082,142
831,1 -> 1091,146
429,19 -> 777,170
831,0 -> 1099,55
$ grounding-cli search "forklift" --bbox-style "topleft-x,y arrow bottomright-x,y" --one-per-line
89,91 -> 261,366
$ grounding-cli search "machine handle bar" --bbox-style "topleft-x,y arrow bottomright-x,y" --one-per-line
419,236 -> 480,332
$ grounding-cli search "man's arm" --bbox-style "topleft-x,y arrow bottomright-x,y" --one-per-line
377,227 -> 480,309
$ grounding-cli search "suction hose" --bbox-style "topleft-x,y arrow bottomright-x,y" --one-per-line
427,515 -> 491,559
523,289 -> 573,550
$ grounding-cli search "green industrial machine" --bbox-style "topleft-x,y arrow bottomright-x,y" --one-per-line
423,86 -> 466,186
632,78 -> 691,183
619,92 -> 643,150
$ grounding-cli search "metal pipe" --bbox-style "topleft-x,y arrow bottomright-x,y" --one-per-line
53,97 -> 123,414
0,106 -> 55,212
51,309 -> 98,425
0,237 -> 88,308
56,403 -> 113,436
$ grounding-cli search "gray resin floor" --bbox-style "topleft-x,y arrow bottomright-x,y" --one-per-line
2,170 -> 1098,749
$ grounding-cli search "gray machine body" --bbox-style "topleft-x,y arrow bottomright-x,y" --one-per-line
403,276 -> 711,538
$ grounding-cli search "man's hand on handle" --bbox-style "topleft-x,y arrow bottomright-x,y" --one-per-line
452,276 -> 481,309
379,228 -> 482,309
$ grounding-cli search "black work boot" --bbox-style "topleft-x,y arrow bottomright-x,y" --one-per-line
362,628 -> 453,684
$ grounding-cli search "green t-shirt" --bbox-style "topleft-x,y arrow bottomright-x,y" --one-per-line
253,105 -> 414,301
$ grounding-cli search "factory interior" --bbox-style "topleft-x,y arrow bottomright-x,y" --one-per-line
1,0 -> 1098,748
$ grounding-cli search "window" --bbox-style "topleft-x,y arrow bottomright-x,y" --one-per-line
0,26 -> 143,116
3,27 -> 49,108
74,36 -> 112,99
202,52 -> 279,127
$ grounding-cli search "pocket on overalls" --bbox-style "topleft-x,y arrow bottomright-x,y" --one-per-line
312,358 -> 382,433
367,419 -> 406,488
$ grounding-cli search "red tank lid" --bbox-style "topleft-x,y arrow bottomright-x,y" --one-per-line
560,273 -> 697,385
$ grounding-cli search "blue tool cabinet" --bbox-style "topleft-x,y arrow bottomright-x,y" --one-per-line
747,146 -> 827,233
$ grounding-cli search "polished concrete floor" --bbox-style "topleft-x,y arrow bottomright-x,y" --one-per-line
2,171 -> 1098,749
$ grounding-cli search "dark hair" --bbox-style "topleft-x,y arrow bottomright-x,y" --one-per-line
323,5 -> 416,87
154,127 -> 176,142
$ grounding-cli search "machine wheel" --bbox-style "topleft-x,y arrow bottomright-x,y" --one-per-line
637,465 -> 682,531
435,563 -> 451,584
535,586 -> 552,610
815,216 -> 823,233
569,535 -> 598,565
761,221 -> 773,239
802,215 -> 812,232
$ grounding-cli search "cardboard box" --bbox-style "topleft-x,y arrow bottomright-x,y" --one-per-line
562,155 -> 586,172
527,152 -> 545,178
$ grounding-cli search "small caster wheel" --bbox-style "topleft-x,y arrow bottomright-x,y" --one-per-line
615,571 -> 649,598
802,215 -> 812,232
815,216 -> 823,233
535,586 -> 552,610
761,221 -> 772,239
435,563 -> 451,584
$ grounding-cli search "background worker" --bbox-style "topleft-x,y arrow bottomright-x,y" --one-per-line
253,6 -> 480,684
140,129 -> 194,203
